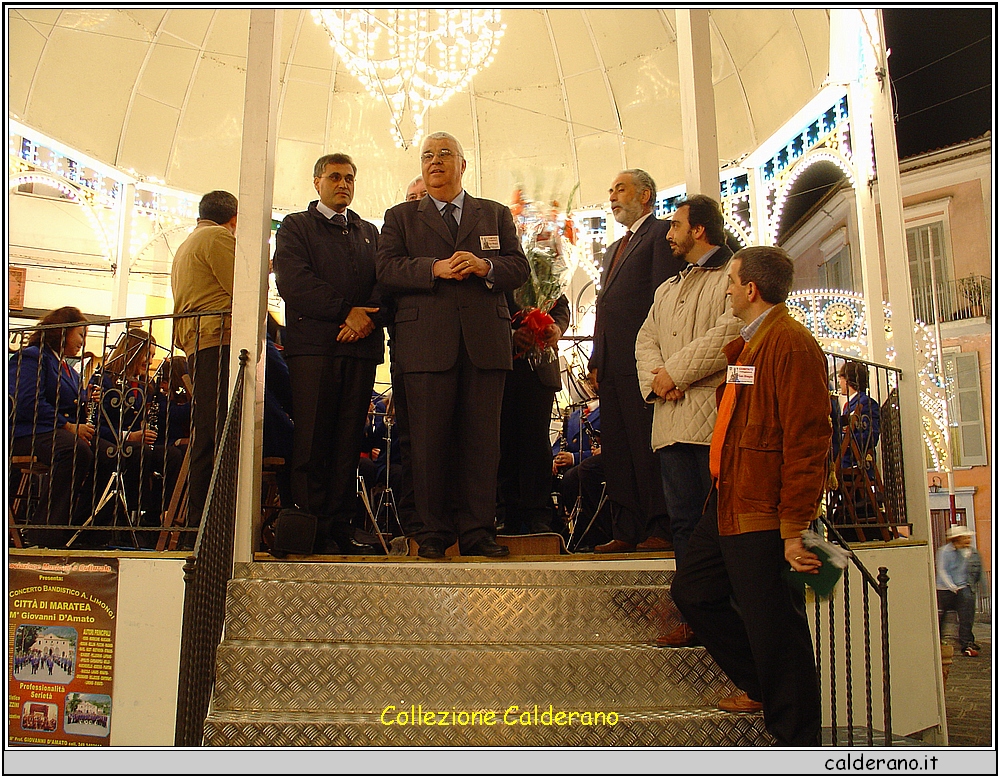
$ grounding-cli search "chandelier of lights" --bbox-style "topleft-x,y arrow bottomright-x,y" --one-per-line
312,9 -> 505,149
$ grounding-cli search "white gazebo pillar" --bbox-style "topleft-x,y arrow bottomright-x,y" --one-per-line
675,9 -> 721,202
230,9 -> 282,565
864,9 -> 947,745
109,182 -> 135,328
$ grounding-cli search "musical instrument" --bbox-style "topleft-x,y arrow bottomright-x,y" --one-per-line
582,405 -> 600,449
554,405 -> 571,480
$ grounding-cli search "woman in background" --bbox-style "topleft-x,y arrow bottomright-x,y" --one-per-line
9,306 -> 96,545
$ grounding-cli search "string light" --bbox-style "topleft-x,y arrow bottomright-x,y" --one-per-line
312,9 -> 505,149
788,289 -> 950,468
8,172 -> 113,261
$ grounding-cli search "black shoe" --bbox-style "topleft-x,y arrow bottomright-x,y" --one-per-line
419,538 -> 446,559
462,538 -> 509,557
336,537 -> 379,555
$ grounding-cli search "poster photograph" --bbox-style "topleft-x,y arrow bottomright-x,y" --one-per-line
8,556 -> 119,747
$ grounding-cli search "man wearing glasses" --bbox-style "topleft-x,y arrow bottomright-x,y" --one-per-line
377,132 -> 529,558
272,153 -> 383,555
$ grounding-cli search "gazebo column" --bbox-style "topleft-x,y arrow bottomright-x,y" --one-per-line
109,182 -> 135,328
230,9 -> 282,565
675,9 -> 721,202
866,9 -> 947,744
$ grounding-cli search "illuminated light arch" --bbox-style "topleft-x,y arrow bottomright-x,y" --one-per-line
787,288 -> 950,470
769,148 -> 857,244
9,172 -> 114,263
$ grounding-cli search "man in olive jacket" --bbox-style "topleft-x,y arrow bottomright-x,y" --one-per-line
273,153 -> 383,555
671,246 -> 831,746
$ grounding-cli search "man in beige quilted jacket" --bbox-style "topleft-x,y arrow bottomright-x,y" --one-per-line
635,195 -> 742,647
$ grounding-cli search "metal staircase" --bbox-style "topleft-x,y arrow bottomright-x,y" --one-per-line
202,561 -> 772,746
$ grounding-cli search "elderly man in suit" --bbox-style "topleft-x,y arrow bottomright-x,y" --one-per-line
588,170 -> 685,553
377,132 -> 530,558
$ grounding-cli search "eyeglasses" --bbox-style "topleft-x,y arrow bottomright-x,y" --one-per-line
318,173 -> 355,184
420,149 -> 459,163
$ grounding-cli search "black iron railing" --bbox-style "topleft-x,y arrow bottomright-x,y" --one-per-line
825,353 -> 910,543
7,310 -> 229,550
173,349 -> 247,747
813,513 -> 892,746
911,274 -> 991,325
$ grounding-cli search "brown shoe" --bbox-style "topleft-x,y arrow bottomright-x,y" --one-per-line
655,623 -> 699,647
594,539 -> 636,554
636,536 -> 673,551
718,692 -> 763,713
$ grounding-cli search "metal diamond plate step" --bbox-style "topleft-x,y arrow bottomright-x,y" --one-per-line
212,640 -> 737,712
235,561 -> 674,586
224,577 -> 680,644
202,707 -> 774,747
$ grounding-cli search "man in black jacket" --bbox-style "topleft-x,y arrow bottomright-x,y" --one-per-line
272,152 -> 383,554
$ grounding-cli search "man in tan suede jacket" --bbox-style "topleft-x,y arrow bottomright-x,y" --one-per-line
671,245 -> 831,746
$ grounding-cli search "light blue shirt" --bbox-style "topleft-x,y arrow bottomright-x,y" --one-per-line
427,189 -> 466,228
741,305 -> 776,342
426,189 -> 493,284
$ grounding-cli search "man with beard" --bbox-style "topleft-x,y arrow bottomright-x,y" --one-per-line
588,170 -> 685,553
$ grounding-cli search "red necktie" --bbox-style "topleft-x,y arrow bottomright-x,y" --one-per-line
608,230 -> 632,274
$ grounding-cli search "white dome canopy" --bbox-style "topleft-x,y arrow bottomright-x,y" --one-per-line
9,8 -> 830,218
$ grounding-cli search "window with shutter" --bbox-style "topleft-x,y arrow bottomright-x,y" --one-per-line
942,350 -> 988,467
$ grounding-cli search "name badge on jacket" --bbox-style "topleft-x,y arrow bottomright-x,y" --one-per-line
727,365 -> 756,385
480,235 -> 500,250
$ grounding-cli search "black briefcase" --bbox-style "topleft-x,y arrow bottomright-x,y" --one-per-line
271,508 -> 317,557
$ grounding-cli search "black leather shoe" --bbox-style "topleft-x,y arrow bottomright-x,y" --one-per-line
419,539 -> 446,559
337,537 -> 379,555
462,538 -> 510,557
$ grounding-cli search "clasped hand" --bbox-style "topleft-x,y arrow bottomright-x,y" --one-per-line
651,367 -> 684,401
337,306 -> 379,343
433,251 -> 488,281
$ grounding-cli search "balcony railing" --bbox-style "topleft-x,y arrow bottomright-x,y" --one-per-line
911,274 -> 991,325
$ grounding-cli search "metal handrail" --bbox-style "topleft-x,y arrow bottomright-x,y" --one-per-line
814,513 -> 892,746
173,349 -> 248,746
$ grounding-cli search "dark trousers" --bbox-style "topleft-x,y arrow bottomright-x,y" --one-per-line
11,429 -> 94,544
658,442 -> 712,567
287,355 -> 376,549
938,587 -> 977,649
498,360 -> 557,534
671,492 -> 821,746
187,345 -> 229,529
404,345 -> 505,551
599,372 -> 669,544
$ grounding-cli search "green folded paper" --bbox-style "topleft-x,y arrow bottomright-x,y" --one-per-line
783,543 -> 845,597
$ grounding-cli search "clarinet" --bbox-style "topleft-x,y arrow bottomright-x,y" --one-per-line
582,406 -> 600,452
555,406 -> 571,480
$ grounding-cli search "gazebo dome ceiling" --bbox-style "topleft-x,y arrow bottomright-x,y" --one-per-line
9,8 -> 830,217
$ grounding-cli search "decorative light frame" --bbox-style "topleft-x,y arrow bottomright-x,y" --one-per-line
312,8 -> 505,149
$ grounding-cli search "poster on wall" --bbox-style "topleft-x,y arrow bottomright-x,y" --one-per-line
8,556 -> 119,747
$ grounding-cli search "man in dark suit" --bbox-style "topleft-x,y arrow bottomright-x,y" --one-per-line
376,132 -> 530,558
588,169 -> 685,553
272,153 -> 383,555
497,289 -> 570,535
